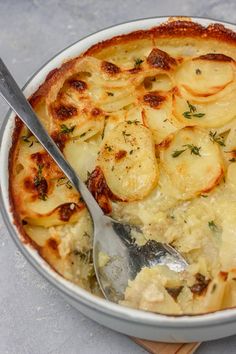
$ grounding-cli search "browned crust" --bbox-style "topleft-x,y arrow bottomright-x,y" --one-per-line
147,48 -> 177,70
195,53 -> 234,62
25,20 -> 236,111
101,60 -> 121,75
201,167 -> 225,194
143,91 -> 166,108
84,21 -> 236,57
8,117 -> 35,246
86,166 -> 121,214
115,150 -> 127,161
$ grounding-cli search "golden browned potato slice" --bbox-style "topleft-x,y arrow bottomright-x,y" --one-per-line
98,122 -> 158,201
89,38 -> 154,68
175,55 -> 235,97
160,127 -> 224,199
142,92 -> 179,144
173,87 -> 236,128
12,136 -> 82,227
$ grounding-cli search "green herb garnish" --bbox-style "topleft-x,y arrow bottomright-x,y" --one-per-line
183,101 -> 205,119
172,149 -> 186,158
183,144 -> 201,156
209,131 -> 225,146
21,135 -> 30,143
208,220 -> 218,232
104,144 -> 113,152
172,144 -> 201,158
134,58 -> 144,68
21,135 -> 34,147
79,132 -> 87,138
60,124 -> 75,134
126,120 -> 140,125
56,177 -> 72,189
34,164 -> 47,201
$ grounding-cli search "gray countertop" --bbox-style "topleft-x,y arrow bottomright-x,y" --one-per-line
1,1 -> 236,353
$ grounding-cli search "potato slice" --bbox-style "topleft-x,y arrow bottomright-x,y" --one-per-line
160,127 -> 224,199
142,93 -> 179,144
64,140 -> 99,182
175,56 -> 234,96
173,88 -> 236,128
178,81 -> 236,104
98,122 -> 158,201
12,137 -> 83,227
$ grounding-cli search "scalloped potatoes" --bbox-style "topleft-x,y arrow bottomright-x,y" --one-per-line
9,20 -> 236,314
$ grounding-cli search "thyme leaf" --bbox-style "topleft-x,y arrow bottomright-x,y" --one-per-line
104,144 -> 113,152
21,135 -> 34,147
208,220 -> 218,232
134,58 -> 144,68
209,131 -> 225,146
34,163 -> 48,201
79,132 -> 87,138
183,101 -> 205,119
172,149 -> 186,158
60,124 -> 75,134
56,177 -> 72,189
126,120 -> 140,125
183,144 -> 201,156
172,144 -> 201,158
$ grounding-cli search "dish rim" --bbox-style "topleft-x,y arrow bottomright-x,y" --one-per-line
1,15 -> 236,327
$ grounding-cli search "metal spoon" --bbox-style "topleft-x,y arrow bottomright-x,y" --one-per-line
0,58 -> 187,303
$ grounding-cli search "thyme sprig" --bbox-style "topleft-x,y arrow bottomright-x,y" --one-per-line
56,177 -> 72,189
209,131 -> 225,146
172,144 -> 201,158
34,163 -> 48,201
134,58 -> 144,68
183,101 -> 205,119
208,220 -> 218,232
21,135 -> 34,147
60,124 -> 75,134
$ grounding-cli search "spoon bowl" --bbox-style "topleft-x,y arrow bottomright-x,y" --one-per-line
0,57 -> 187,303
94,217 -> 187,302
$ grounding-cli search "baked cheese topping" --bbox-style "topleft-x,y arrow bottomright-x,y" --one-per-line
9,19 -> 236,314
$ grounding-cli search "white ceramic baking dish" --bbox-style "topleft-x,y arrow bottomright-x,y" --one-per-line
1,16 -> 236,343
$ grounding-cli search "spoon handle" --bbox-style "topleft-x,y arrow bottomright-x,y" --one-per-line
0,58 -> 103,221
